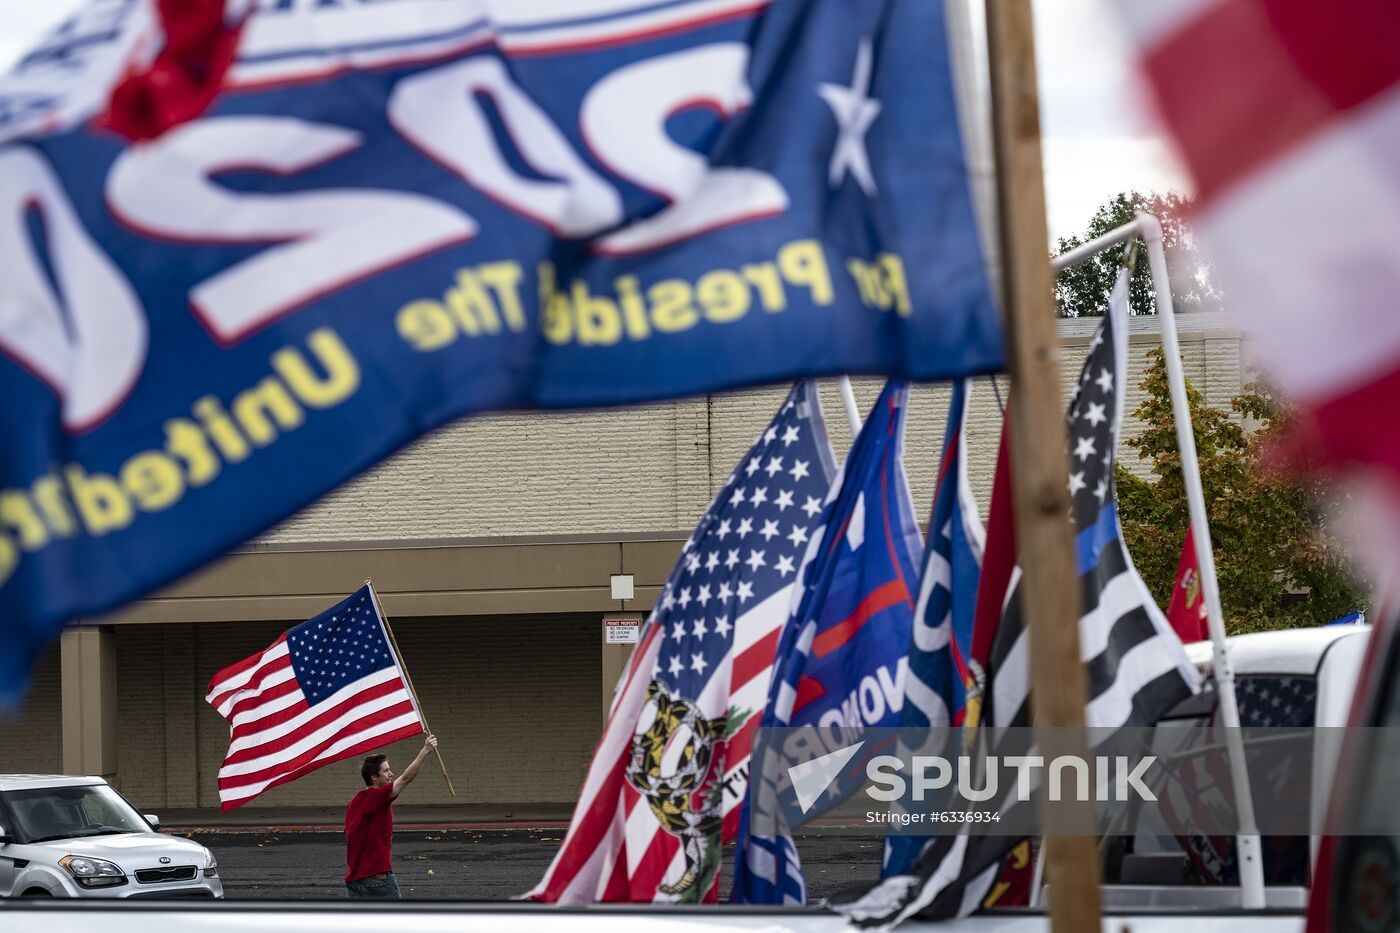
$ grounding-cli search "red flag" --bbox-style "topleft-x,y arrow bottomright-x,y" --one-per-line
101,0 -> 250,141
969,413 -> 1015,675
1166,526 -> 1209,643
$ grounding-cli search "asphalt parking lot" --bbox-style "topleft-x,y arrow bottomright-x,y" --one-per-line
185,827 -> 885,902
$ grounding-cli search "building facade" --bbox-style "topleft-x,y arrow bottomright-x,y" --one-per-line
0,314 -> 1246,812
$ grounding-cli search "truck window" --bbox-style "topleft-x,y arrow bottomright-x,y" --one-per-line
1103,675 -> 1317,888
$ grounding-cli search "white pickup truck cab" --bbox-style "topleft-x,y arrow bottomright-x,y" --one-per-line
1,626 -> 1368,932
1097,625 -> 1369,914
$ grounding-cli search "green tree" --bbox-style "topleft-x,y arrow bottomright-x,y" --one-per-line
1054,191 -> 1219,317
1115,349 -> 1366,633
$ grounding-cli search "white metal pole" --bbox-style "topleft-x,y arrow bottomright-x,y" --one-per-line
1138,213 -> 1266,909
945,0 -> 998,277
1028,839 -> 1047,908
837,376 -> 862,436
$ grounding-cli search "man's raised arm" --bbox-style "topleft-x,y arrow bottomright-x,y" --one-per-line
391,734 -> 438,799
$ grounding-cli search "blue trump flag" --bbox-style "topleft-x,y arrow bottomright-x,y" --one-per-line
0,0 -> 999,702
732,380 -> 923,904
883,378 -> 986,877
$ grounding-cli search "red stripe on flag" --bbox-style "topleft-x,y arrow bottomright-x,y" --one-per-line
1143,0 -> 1400,203
212,655 -> 294,713
792,674 -> 826,715
1310,364 -> 1400,473
229,696 -> 310,744
625,826 -> 680,900
811,578 -> 910,659
219,722 -> 423,812
724,719 -> 758,777
730,627 -> 782,689
223,679 -> 408,766
218,701 -> 416,791
225,675 -> 300,724
207,634 -> 287,696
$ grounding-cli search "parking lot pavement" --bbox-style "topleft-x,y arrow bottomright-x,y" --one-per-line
185,827 -> 885,901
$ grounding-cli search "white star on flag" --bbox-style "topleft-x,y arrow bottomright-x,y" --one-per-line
818,38 -> 882,196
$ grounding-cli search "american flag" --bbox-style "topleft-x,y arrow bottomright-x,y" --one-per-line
205,584 -> 423,811
528,381 -> 836,903
1116,2 -> 1400,577
833,270 -> 1201,928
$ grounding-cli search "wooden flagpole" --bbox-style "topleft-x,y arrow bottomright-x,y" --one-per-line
364,579 -> 457,797
983,1 -> 1101,931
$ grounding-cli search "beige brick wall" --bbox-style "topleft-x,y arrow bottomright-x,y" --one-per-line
264,400 -> 715,542
0,645 -> 61,774
259,323 -> 1244,541
110,616 -> 599,810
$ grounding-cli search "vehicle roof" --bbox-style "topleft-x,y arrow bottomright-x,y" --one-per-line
0,774 -> 106,792
1184,625 -> 1370,676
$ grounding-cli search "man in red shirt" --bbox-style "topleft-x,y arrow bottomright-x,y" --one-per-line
345,733 -> 438,898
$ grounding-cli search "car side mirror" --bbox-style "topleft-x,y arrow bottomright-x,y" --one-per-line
144,814 -> 160,831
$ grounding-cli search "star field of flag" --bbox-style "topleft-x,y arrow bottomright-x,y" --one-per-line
651,381 -> 836,698
286,589 -> 396,706
1067,323 -> 1119,541
1237,676 -> 1316,729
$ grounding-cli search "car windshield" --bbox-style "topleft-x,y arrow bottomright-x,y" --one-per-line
5,784 -> 150,843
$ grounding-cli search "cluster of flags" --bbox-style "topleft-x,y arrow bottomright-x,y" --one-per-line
203,267 -> 1208,908
519,268 -> 1202,919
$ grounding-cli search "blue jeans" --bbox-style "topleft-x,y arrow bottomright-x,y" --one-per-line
346,871 -> 401,899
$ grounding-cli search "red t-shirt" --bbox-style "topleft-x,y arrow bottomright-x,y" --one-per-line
345,783 -> 395,883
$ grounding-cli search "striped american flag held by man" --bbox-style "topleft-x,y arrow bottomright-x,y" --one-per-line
206,584 -> 424,811
527,381 -> 836,903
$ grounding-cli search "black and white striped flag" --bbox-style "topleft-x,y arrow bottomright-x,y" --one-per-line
831,269 -> 1202,928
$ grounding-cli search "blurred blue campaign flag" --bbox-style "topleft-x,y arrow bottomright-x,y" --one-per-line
732,380 -> 923,904
883,378 -> 986,878
0,0 -> 1000,703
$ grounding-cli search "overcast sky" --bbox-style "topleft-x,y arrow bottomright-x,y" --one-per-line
0,0 -> 1189,242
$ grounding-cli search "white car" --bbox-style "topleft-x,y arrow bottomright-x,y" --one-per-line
0,775 -> 222,899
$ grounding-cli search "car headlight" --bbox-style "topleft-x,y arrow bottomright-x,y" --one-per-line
203,850 -> 218,877
59,855 -> 127,888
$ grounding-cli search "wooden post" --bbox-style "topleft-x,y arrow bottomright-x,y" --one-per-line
984,2 -> 1101,931
365,580 -> 457,797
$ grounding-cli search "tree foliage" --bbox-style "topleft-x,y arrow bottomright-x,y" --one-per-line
1054,191 -> 1221,317
1115,350 -> 1366,633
